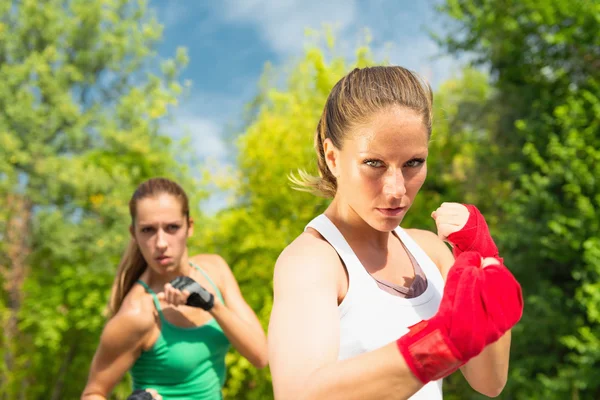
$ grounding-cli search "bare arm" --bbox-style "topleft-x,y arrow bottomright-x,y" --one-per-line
206,255 -> 268,368
268,235 -> 423,400
81,302 -> 154,400
438,241 -> 510,396
411,229 -> 511,397
460,332 -> 511,397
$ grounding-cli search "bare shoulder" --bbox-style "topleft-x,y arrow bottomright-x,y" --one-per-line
190,253 -> 231,287
103,285 -> 156,347
273,231 -> 342,292
191,253 -> 229,269
404,228 -> 443,254
404,228 -> 454,277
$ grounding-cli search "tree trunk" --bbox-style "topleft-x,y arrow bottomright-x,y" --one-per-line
0,193 -> 32,398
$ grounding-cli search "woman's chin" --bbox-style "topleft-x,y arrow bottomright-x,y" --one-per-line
370,217 -> 403,232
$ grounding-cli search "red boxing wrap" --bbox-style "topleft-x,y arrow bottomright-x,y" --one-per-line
446,204 -> 499,259
396,252 -> 523,384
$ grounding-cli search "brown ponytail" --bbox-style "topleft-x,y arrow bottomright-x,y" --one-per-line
107,239 -> 148,317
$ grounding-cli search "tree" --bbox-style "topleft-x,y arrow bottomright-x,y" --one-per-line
437,0 -> 600,398
0,0 -> 199,398
197,30 -> 497,398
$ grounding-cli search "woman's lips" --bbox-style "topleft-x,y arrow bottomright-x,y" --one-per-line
376,207 -> 406,217
156,256 -> 172,265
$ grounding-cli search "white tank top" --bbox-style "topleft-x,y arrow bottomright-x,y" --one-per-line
306,214 -> 446,399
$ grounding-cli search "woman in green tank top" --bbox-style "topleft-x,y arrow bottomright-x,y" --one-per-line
82,178 -> 268,400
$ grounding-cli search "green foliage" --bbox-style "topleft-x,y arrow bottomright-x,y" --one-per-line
0,0 -> 200,398
438,0 -> 600,398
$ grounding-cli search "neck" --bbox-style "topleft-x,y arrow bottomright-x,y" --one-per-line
325,197 -> 392,251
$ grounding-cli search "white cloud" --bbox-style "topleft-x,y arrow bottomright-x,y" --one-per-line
166,100 -> 228,161
371,36 -> 462,89
218,0 -> 359,55
166,88 -> 251,159
172,115 -> 226,159
165,97 -> 237,215
212,0 -> 463,88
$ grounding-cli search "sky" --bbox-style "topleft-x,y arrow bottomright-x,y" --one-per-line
147,0 -> 465,212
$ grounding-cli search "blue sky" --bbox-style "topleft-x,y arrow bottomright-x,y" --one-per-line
147,0 -> 464,211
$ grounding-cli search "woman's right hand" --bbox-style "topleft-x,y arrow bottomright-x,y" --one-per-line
396,251 -> 523,384
157,281 -> 191,307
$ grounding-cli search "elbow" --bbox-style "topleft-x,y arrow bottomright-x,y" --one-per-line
466,368 -> 507,398
250,353 -> 269,369
473,378 -> 507,398
478,386 -> 505,398
248,345 -> 269,369
253,338 -> 270,369
256,350 -> 270,369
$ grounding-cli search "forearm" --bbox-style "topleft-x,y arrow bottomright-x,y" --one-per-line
296,342 -> 422,400
461,330 -> 511,397
210,301 -> 267,367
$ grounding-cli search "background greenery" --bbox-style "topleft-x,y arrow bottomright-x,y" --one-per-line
0,0 -> 598,399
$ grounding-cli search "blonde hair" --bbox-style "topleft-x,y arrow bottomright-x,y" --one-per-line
291,65 -> 433,198
108,177 -> 190,317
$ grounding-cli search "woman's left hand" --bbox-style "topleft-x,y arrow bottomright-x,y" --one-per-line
431,202 -> 470,242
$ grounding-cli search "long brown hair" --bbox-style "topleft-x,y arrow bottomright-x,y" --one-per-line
107,177 -> 190,317
290,66 -> 433,198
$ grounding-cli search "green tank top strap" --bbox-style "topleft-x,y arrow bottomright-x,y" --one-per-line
189,261 -> 225,303
136,280 -> 165,317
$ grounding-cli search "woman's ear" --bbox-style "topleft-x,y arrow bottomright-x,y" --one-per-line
323,138 -> 340,178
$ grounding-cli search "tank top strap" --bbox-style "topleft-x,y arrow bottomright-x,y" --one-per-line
189,261 -> 225,303
137,280 -> 165,318
305,215 -> 373,284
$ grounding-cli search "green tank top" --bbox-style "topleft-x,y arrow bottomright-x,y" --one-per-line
130,263 -> 231,400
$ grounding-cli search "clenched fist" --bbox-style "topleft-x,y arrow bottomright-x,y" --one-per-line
431,202 -> 500,259
431,202 -> 470,242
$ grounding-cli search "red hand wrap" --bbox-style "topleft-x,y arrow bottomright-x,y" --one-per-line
396,252 -> 523,384
446,204 -> 499,259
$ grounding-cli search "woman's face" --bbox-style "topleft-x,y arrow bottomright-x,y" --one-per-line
326,106 -> 429,231
131,194 -> 193,274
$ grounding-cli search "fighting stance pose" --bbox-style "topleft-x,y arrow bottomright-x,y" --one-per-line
82,178 -> 268,400
268,66 -> 523,399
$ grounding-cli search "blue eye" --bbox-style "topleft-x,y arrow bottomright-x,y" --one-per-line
405,158 -> 425,168
364,159 -> 384,168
